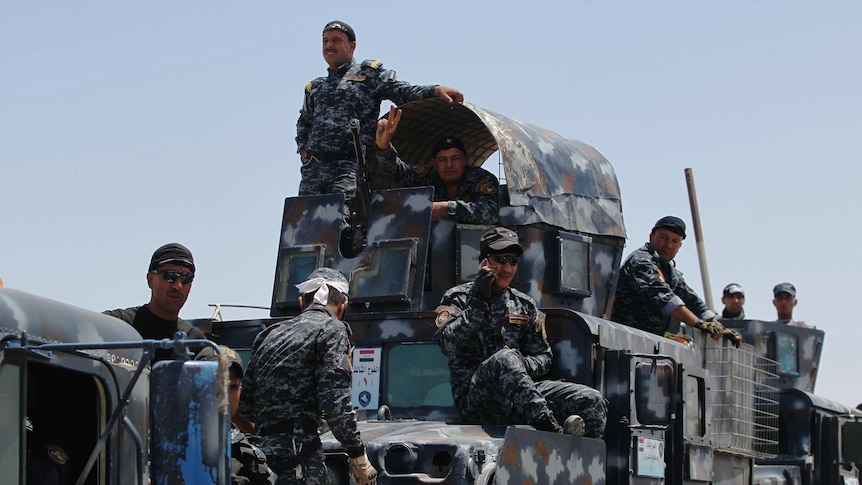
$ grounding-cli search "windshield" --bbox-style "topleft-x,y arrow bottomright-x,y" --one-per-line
385,343 -> 452,408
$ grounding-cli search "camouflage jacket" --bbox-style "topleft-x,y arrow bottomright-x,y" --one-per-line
238,305 -> 362,452
230,426 -> 274,485
612,243 -> 715,335
434,280 -> 550,408
373,145 -> 500,224
296,58 -> 436,155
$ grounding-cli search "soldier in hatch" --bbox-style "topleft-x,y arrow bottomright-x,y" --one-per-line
373,105 -> 499,224
613,216 -> 742,347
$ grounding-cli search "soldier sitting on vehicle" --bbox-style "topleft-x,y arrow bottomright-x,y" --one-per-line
613,216 -> 742,347
372,105 -> 499,225
773,282 -> 811,328
435,227 -> 607,437
195,345 -> 276,485
720,283 -> 746,319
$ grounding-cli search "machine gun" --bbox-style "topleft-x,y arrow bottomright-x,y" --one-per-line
349,118 -> 371,253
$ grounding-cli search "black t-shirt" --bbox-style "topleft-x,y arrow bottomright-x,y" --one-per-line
103,304 -> 206,362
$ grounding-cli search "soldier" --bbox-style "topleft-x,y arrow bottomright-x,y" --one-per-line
103,243 -> 205,362
238,268 -> 377,485
296,20 -> 463,230
195,345 -> 276,485
773,282 -> 810,328
613,216 -> 742,347
373,105 -> 499,224
720,283 -> 746,319
435,227 -> 607,437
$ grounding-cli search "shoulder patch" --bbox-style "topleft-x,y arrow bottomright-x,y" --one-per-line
46,445 -> 69,465
361,59 -> 384,69
414,163 -> 431,178
536,312 -> 547,338
475,178 -> 498,195
435,305 -> 459,328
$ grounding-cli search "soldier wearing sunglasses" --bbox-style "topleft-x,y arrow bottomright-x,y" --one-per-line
103,242 -> 205,362
435,227 -> 607,438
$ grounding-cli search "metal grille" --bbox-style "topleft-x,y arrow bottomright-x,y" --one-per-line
706,343 -> 779,458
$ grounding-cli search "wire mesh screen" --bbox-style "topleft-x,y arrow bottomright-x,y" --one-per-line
706,343 -> 779,458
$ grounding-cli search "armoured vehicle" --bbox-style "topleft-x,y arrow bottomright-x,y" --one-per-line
194,97 -> 862,484
0,287 -> 233,484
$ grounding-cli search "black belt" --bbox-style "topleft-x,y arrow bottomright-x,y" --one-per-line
258,417 -> 319,437
307,150 -> 355,162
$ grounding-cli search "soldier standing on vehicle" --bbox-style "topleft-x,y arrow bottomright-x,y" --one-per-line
720,283 -> 746,319
238,268 -> 377,485
773,282 -> 811,328
195,345 -> 276,485
103,242 -> 205,362
613,216 -> 742,347
296,20 -> 463,232
373,106 -> 499,224
435,227 -> 607,437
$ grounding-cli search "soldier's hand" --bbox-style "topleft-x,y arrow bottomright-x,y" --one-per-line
474,260 -> 496,303
349,453 -> 378,485
694,319 -> 724,338
663,331 -> 694,345
375,105 -> 401,150
434,85 -> 464,104
721,327 -> 742,348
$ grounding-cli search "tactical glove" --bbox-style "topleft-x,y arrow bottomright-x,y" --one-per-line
694,319 -> 724,336
663,331 -> 694,345
349,453 -> 378,485
474,269 -> 495,303
721,327 -> 743,348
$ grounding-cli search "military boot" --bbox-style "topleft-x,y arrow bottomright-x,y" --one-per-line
563,415 -> 585,436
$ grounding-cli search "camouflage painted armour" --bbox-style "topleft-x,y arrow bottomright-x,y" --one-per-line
239,306 -> 363,485
296,58 -> 436,196
613,243 -> 716,336
372,145 -> 500,225
231,426 -> 275,485
435,282 -> 607,438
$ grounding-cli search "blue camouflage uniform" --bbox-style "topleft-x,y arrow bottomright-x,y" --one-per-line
239,306 -> 363,485
372,145 -> 499,225
435,280 -> 607,438
296,58 -> 437,222
231,427 -> 276,485
613,242 -> 716,336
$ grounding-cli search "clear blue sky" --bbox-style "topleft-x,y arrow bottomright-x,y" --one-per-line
2,2 -> 860,406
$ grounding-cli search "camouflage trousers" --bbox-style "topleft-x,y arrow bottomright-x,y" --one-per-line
259,434 -> 326,485
459,349 -> 607,438
298,158 -> 356,229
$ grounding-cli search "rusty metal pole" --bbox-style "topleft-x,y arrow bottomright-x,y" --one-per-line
684,168 -> 714,310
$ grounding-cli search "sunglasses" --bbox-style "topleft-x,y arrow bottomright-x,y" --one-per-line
490,254 -> 520,266
151,269 -> 195,285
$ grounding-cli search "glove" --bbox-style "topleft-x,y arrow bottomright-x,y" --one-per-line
663,331 -> 694,345
694,319 -> 724,337
349,453 -> 378,485
721,327 -> 742,348
695,319 -> 743,348
474,269 -> 495,303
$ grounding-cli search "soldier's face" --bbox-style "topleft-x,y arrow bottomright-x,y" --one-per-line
433,148 -> 468,186
649,228 -> 683,261
722,293 -> 745,313
228,369 -> 242,418
486,253 -> 519,290
147,263 -> 192,318
322,31 -> 355,69
773,293 -> 797,319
